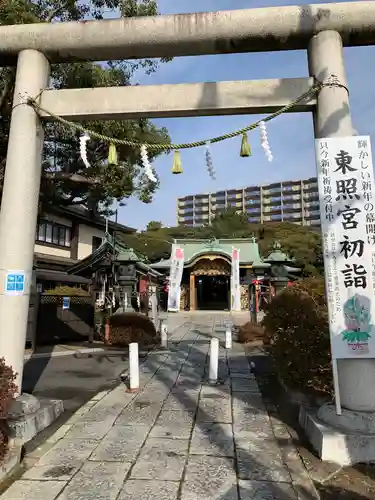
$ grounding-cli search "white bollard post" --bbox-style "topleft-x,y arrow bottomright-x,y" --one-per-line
225,328 -> 232,349
161,322 -> 168,348
209,338 -> 219,383
128,342 -> 139,392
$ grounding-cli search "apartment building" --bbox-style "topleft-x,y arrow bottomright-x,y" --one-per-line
177,177 -> 320,228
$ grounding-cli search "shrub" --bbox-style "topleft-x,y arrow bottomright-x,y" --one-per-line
109,312 -> 158,347
237,322 -> 265,343
263,278 -> 332,397
43,286 -> 90,296
0,358 -> 17,462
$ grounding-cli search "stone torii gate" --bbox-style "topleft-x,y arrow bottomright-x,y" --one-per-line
1,1 -> 375,461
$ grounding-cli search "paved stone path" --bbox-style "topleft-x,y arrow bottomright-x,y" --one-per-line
4,315 -> 316,500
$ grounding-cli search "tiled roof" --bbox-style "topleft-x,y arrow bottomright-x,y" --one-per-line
151,238 -> 270,269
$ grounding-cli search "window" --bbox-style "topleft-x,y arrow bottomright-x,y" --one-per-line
36,220 -> 71,247
92,236 -> 103,252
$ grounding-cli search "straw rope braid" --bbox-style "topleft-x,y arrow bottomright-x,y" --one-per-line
26,77 -> 336,151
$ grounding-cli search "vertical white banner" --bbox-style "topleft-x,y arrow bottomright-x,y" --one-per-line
231,247 -> 241,311
167,244 -> 184,312
316,136 -> 375,359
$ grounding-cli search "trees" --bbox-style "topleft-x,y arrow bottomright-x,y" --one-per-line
0,1 -> 170,214
122,215 -> 323,277
209,208 -> 251,237
146,221 -> 163,231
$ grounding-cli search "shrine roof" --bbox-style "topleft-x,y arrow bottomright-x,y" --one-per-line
67,235 -> 163,277
151,238 -> 270,269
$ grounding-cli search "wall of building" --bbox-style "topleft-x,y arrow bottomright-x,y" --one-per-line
77,224 -> 106,260
34,243 -> 71,259
177,177 -> 320,228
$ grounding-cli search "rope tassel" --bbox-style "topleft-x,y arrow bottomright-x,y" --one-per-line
259,121 -> 273,162
79,133 -> 90,168
108,143 -> 118,165
172,150 -> 183,174
240,133 -> 251,157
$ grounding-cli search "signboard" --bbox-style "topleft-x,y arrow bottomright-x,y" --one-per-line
231,247 -> 241,311
4,271 -> 26,296
62,296 -> 70,310
316,136 -> 375,359
167,245 -> 184,312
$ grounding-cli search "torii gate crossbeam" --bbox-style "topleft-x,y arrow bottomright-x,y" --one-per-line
0,1 -> 375,63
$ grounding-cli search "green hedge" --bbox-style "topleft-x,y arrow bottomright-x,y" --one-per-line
109,312 -> 158,347
43,286 -> 90,296
263,278 -> 333,397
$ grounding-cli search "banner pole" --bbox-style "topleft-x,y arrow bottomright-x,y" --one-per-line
332,358 -> 342,416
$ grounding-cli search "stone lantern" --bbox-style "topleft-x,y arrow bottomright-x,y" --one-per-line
264,241 -> 301,295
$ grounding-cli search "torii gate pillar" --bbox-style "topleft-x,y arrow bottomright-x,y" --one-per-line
309,30 -> 375,413
0,50 -> 50,394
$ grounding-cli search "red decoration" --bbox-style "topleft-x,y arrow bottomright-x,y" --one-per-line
175,248 -> 184,259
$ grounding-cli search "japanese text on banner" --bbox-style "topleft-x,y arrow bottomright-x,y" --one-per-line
167,244 -> 184,312
231,247 -> 241,312
316,136 -> 375,359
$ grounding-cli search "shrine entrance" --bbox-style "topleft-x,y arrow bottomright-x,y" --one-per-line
196,276 -> 230,310
189,257 -> 231,311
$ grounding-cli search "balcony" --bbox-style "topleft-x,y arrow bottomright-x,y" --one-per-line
303,192 -> 319,202
245,190 -> 261,199
246,199 -> 261,207
282,203 -> 302,212
283,212 -> 302,220
282,182 -> 301,192
303,182 -> 318,192
182,208 -> 194,216
194,203 -> 209,212
263,184 -> 281,195
194,197 -> 209,203
304,200 -> 320,209
263,204 -> 282,214
270,213 -> 283,221
282,194 -> 301,202
304,209 -> 320,217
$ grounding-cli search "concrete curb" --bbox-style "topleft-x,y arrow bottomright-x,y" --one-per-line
0,445 -> 23,485
23,388 -> 115,469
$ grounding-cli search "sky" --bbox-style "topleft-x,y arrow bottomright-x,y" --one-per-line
115,0 -> 375,230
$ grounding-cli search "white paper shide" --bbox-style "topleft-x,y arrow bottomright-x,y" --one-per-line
167,244 -> 184,312
316,136 -> 375,359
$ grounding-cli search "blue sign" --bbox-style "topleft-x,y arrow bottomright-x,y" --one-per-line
5,272 -> 25,295
62,296 -> 70,310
